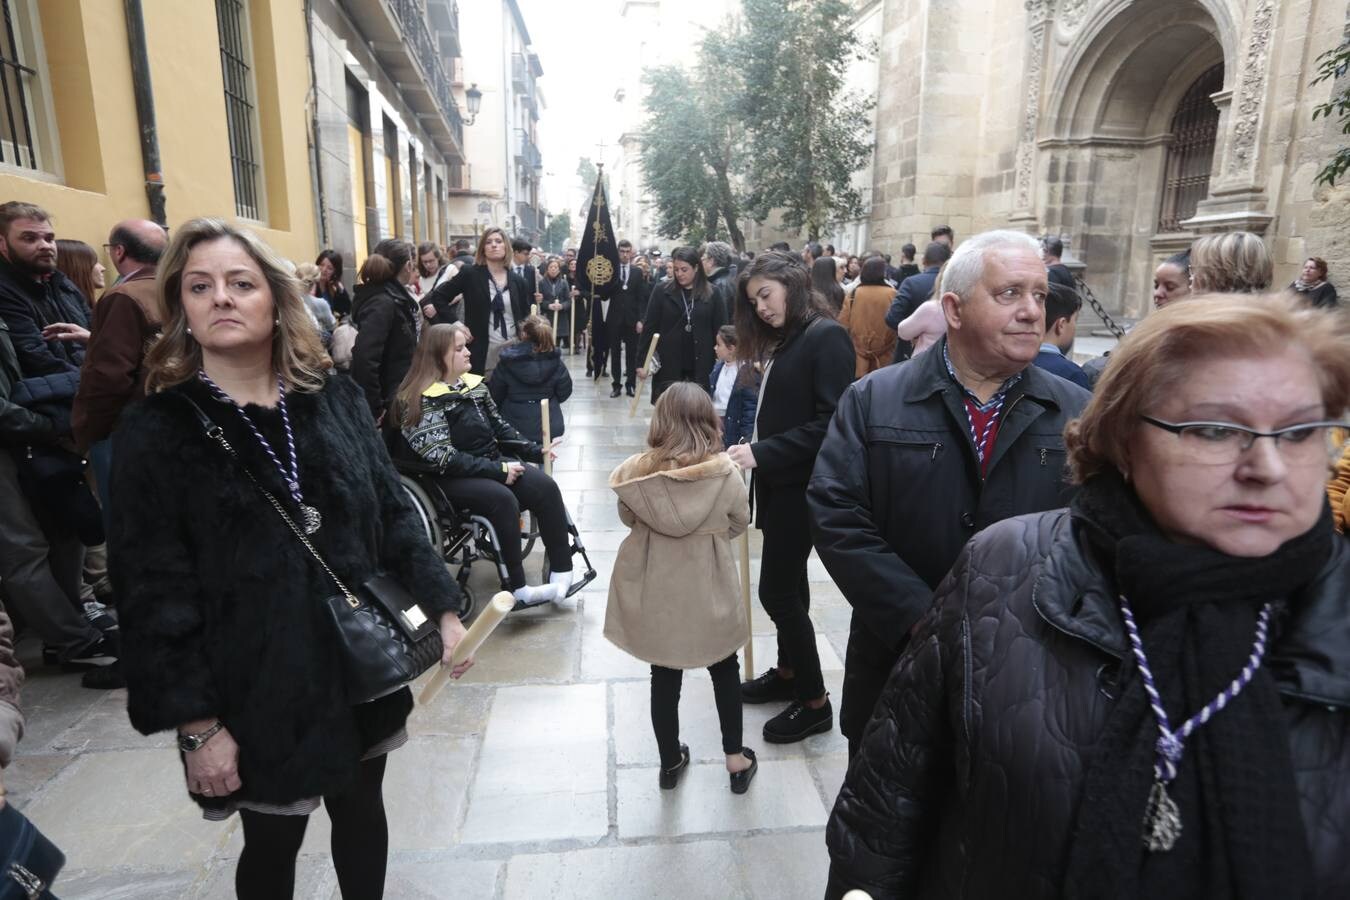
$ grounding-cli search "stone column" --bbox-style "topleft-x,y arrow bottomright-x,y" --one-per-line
1009,0 -> 1054,232
1184,0 -> 1277,234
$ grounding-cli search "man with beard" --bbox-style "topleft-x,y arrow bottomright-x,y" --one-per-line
0,203 -> 89,376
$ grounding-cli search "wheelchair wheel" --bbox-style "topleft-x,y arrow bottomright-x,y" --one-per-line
399,475 -> 444,551
455,579 -> 479,624
520,509 -> 538,559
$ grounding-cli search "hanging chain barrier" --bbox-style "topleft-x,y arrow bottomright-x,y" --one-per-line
1075,275 -> 1127,341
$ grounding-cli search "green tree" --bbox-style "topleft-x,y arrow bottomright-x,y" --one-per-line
736,0 -> 875,240
1312,40 -> 1350,187
576,157 -> 608,196
638,60 -> 747,250
542,210 -> 572,253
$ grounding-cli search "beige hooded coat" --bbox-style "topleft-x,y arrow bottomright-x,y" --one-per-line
604,452 -> 751,669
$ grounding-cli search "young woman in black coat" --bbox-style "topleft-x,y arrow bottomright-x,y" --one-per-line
637,245 -> 727,403
315,249 -> 352,319
423,227 -> 529,375
488,315 -> 572,444
110,218 -> 473,898
537,257 -> 574,348
727,250 -> 855,744
351,239 -> 421,421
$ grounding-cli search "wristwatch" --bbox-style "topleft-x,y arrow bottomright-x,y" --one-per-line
178,721 -> 224,753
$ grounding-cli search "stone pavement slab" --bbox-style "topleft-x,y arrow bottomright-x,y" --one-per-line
503,841 -> 748,900
615,759 -> 828,839
460,683 -> 609,844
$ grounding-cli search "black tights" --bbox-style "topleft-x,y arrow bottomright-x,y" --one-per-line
235,754 -> 388,900
650,654 -> 743,770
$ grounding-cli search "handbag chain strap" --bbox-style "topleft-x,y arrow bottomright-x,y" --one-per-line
183,396 -> 359,608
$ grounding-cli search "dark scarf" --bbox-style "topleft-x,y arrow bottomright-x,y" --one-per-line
1063,471 -> 1325,900
489,271 -> 508,339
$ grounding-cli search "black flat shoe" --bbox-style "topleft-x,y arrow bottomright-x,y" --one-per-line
763,698 -> 833,744
610,387 -> 622,398
730,748 -> 757,794
659,744 -> 690,790
741,667 -> 796,704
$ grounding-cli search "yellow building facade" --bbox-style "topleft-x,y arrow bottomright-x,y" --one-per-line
0,0 -> 318,264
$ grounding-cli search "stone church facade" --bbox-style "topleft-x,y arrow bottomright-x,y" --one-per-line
866,0 -> 1350,319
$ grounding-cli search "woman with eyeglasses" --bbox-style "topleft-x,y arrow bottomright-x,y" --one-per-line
827,292 -> 1350,899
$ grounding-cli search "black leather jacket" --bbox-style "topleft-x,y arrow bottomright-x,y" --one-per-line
826,510 -> 1350,900
401,374 -> 542,482
0,317 -> 58,446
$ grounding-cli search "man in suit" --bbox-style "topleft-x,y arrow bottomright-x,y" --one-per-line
609,239 -> 648,397
885,241 -> 952,362
511,238 -> 544,312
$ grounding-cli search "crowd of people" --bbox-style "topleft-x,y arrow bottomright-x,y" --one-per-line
0,195 -> 1346,899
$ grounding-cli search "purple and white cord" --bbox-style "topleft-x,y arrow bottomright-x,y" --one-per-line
199,372 -> 318,532
1118,595 -> 1273,783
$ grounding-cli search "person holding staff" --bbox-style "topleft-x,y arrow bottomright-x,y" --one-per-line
637,246 -> 726,404
424,227 -> 530,375
728,250 -> 854,743
538,257 -> 573,348
110,218 -> 473,899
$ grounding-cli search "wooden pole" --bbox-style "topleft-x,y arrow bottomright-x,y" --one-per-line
418,591 -> 515,705
552,307 -> 559,338
541,401 -> 552,476
569,297 -> 576,357
530,303 -> 539,318
629,333 -> 660,418
740,528 -> 754,680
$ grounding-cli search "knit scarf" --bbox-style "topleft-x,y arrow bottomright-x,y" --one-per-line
1292,278 -> 1326,294
1063,471 -> 1325,900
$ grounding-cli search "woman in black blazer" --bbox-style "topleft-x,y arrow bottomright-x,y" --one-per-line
637,245 -> 726,403
425,227 -> 529,375
727,250 -> 854,745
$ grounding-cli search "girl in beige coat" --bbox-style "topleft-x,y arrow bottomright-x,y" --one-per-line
605,383 -> 758,794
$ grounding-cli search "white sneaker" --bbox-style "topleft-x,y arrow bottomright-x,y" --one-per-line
512,583 -> 561,606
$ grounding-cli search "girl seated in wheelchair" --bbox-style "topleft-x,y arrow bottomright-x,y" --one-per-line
394,322 -> 575,606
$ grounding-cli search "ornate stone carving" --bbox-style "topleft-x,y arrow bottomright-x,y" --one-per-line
1226,0 -> 1275,178
1060,0 -> 1088,30
1014,2 -> 1050,210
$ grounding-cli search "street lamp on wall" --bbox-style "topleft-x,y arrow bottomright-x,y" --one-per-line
464,83 -> 483,126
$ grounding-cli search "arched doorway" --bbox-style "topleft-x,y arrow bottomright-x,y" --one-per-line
1039,0 -> 1229,318
1157,64 -> 1224,233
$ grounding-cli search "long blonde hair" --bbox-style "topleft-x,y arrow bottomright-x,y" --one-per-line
637,382 -> 723,473
395,322 -> 472,427
144,218 -> 330,393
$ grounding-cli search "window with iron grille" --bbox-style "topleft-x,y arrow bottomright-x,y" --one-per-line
215,0 -> 264,220
1156,64 -> 1223,234
0,0 -> 57,174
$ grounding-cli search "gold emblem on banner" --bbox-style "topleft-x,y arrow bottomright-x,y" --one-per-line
591,221 -> 609,244
586,256 -> 614,285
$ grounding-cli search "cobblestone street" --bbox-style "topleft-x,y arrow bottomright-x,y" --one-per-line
9,352 -> 851,899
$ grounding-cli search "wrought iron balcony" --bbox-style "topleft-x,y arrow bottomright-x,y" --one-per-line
340,0 -> 465,161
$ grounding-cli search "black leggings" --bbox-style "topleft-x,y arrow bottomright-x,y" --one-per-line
650,654 -> 743,770
434,467 -> 572,589
758,486 -> 825,702
235,754 -> 388,900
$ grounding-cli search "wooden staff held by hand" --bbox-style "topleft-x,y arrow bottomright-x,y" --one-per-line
419,591 -> 515,705
630,333 -> 660,418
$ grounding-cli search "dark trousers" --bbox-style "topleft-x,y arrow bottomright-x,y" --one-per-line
841,618 -> 909,758
610,325 -> 638,390
236,754 -> 389,900
0,452 -> 99,658
651,653 -> 743,770
757,485 -> 825,702
434,467 -> 571,589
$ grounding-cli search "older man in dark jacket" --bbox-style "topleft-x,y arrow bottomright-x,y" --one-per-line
808,230 -> 1090,757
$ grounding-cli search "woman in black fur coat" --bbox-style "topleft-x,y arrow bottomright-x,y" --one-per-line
109,218 -> 473,899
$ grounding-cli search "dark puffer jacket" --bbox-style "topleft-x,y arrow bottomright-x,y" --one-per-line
110,374 -> 461,810
402,373 -> 544,482
825,510 -> 1350,900
487,342 -> 572,444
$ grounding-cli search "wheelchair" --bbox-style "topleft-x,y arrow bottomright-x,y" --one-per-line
387,433 -> 597,621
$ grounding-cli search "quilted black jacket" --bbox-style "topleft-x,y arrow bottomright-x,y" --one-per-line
401,373 -> 543,482
825,510 -> 1350,900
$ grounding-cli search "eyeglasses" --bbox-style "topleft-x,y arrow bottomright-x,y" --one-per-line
1140,415 -> 1349,466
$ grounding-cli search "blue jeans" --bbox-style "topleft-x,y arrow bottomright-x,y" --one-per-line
88,438 -> 113,533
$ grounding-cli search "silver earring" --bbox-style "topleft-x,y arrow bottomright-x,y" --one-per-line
185,326 -> 192,336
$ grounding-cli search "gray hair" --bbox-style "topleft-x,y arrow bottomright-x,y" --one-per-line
702,241 -> 734,269
939,230 -> 1042,301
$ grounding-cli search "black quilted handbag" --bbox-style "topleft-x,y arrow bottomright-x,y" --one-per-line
185,399 -> 442,703
0,803 -> 65,899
